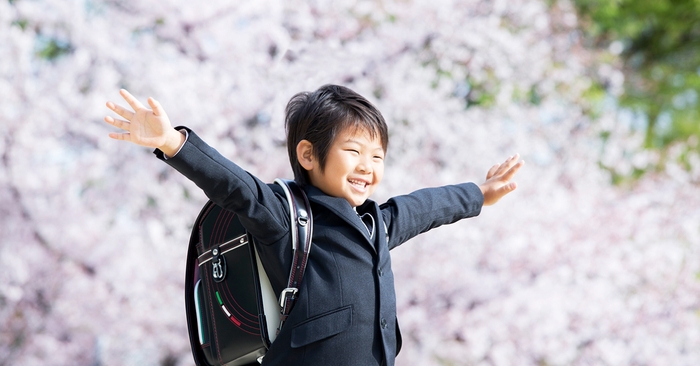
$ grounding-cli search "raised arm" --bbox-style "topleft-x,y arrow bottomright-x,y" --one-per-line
381,154 -> 524,249
104,89 -> 185,157
103,90 -> 290,245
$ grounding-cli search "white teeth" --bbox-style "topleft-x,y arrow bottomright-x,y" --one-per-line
348,179 -> 367,187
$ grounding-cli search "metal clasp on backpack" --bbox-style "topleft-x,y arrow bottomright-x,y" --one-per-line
211,247 -> 227,283
278,287 -> 298,308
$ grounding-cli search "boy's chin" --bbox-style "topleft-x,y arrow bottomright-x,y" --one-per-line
346,196 -> 367,207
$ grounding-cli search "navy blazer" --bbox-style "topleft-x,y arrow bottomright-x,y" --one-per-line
157,128 -> 484,366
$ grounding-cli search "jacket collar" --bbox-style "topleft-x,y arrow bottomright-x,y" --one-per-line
303,185 -> 378,248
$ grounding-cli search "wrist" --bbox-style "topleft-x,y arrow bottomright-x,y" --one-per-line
479,184 -> 493,206
159,129 -> 186,158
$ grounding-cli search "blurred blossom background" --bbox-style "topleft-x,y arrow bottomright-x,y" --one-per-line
2,0 -> 700,364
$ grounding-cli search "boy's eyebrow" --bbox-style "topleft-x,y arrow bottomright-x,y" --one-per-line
343,139 -> 384,152
341,139 -> 364,147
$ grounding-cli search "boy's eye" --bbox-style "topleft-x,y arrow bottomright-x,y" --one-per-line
373,155 -> 384,161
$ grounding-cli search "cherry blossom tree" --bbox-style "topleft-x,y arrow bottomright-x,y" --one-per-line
1,0 -> 699,365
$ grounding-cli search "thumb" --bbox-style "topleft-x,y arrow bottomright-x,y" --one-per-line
498,182 -> 517,196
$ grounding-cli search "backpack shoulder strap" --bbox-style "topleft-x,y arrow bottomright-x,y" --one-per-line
273,179 -> 313,333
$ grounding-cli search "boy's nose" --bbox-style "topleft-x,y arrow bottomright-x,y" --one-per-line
357,160 -> 372,173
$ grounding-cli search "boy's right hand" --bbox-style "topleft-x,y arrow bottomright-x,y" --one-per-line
104,89 -> 185,156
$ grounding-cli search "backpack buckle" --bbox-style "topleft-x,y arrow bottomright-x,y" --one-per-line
278,287 -> 298,308
211,247 -> 227,283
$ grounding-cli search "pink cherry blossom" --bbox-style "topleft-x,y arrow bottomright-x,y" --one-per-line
2,0 -> 699,365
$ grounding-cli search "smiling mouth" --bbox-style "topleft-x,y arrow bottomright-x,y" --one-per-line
348,178 -> 369,191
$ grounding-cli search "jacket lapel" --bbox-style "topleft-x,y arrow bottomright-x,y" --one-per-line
303,186 -> 377,250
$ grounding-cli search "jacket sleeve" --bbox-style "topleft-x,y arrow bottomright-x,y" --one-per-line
153,127 -> 290,245
379,182 -> 484,250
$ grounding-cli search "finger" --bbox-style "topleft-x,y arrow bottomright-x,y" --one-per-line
104,116 -> 131,131
494,154 -> 522,177
501,154 -> 520,170
119,89 -> 146,111
106,101 -> 135,121
148,97 -> 165,117
486,163 -> 500,180
108,131 -> 132,141
499,160 -> 525,182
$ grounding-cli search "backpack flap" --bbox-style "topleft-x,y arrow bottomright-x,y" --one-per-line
184,180 -> 313,366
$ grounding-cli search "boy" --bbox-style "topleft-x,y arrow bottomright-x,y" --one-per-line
104,84 -> 523,365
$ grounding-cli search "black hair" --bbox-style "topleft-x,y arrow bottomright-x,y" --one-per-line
285,84 -> 389,186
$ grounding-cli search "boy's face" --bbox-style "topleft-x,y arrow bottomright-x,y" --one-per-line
307,127 -> 385,207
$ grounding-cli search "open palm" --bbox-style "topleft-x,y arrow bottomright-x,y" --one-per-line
104,89 -> 173,148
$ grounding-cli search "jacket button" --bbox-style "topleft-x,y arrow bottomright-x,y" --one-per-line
380,318 -> 387,329
378,269 -> 384,277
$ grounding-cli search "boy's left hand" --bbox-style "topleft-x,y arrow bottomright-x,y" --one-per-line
479,154 -> 524,206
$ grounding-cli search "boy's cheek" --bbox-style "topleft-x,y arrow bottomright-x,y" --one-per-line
375,166 -> 385,184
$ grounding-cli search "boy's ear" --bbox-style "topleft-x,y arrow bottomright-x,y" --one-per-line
296,140 -> 315,171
